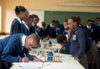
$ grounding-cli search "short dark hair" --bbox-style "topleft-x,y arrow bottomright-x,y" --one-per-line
14,6 -> 27,15
95,17 -> 100,20
31,14 -> 39,19
55,20 -> 60,25
52,20 -> 56,23
87,19 -> 92,23
29,34 -> 40,44
68,16 -> 81,24
57,34 -> 67,44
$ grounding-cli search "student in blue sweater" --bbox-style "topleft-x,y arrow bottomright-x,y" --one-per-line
67,16 -> 88,69
30,14 -> 39,34
46,20 -> 56,38
21,15 -> 33,36
56,34 -> 70,54
10,6 -> 29,35
55,20 -> 64,35
0,33 -> 42,69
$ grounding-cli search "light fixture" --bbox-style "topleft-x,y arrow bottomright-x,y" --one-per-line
58,3 -> 100,7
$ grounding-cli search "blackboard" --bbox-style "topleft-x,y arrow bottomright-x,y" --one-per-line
44,11 -> 100,26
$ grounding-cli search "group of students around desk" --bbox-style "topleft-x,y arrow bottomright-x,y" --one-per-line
0,5 -> 100,69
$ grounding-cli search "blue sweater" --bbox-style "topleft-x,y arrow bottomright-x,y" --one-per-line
10,18 -> 23,35
46,25 -> 56,38
0,33 -> 33,63
21,23 -> 30,36
69,26 -> 86,59
58,24 -> 64,34
60,43 -> 70,54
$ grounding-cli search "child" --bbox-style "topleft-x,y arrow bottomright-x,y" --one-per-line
10,6 -> 29,35
56,34 -> 70,54
0,33 -> 42,69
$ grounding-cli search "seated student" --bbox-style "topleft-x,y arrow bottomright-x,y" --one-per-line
46,20 -> 56,38
56,34 -> 70,54
55,20 -> 64,35
10,6 -> 29,35
30,14 -> 39,34
41,22 -> 48,38
21,15 -> 33,36
0,33 -> 42,69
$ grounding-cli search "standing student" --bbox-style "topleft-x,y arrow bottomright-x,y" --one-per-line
46,20 -> 56,38
67,16 -> 88,69
30,14 -> 39,34
0,33 -> 42,69
55,20 -> 64,35
10,6 -> 29,35
21,15 -> 33,36
41,22 -> 48,38
84,20 -> 94,43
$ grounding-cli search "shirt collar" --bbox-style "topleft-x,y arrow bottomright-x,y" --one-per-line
15,16 -> 22,24
21,35 -> 26,46
87,25 -> 91,29
22,21 -> 29,30
50,23 -> 55,27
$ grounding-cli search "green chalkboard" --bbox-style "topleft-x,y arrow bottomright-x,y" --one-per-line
44,11 -> 100,26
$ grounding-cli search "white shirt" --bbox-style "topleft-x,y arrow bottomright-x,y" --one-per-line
15,16 -> 22,24
22,21 -> 29,30
50,23 -> 55,27
87,25 -> 91,29
21,35 -> 26,46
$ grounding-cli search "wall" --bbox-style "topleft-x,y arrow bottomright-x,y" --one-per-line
0,0 -> 2,31
1,0 -> 100,32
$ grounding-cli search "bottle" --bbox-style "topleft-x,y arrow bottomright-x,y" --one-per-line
47,52 -> 53,61
49,40 -> 52,46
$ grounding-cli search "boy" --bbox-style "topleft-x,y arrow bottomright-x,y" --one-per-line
0,33 -> 42,69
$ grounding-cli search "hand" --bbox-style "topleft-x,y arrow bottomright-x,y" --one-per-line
22,57 -> 29,62
33,56 -> 44,62
74,57 -> 80,62
54,49 -> 59,53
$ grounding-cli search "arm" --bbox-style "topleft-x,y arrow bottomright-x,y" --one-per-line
10,21 -> 22,35
75,30 -> 86,59
1,38 -> 22,62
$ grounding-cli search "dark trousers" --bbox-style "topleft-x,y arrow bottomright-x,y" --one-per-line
0,59 -> 7,69
79,54 -> 88,69
0,59 -> 12,69
86,41 -> 100,69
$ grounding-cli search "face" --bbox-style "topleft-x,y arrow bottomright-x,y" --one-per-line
87,21 -> 92,26
33,18 -> 39,24
52,22 -> 55,26
25,36 -> 38,49
67,19 -> 76,29
42,23 -> 46,27
63,22 -> 68,30
28,18 -> 33,27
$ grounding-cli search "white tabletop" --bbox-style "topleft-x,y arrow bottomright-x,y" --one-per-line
10,39 -> 85,69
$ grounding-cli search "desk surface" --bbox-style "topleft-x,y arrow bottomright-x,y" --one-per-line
10,39 -> 85,69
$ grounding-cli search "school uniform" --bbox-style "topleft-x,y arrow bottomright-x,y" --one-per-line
92,23 -> 100,43
0,33 -> 34,69
10,17 -> 23,35
84,25 -> 93,43
41,27 -> 48,38
46,24 -> 56,38
30,24 -> 36,34
69,26 -> 88,69
58,24 -> 64,34
21,21 -> 30,36
60,43 -> 70,54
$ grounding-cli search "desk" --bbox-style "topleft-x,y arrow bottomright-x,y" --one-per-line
10,39 -> 85,69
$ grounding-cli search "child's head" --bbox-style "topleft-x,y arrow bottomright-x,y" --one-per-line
25,34 -> 40,49
27,15 -> 33,27
14,6 -> 29,21
41,22 -> 46,28
63,19 -> 68,30
31,14 -> 39,25
57,34 -> 67,45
